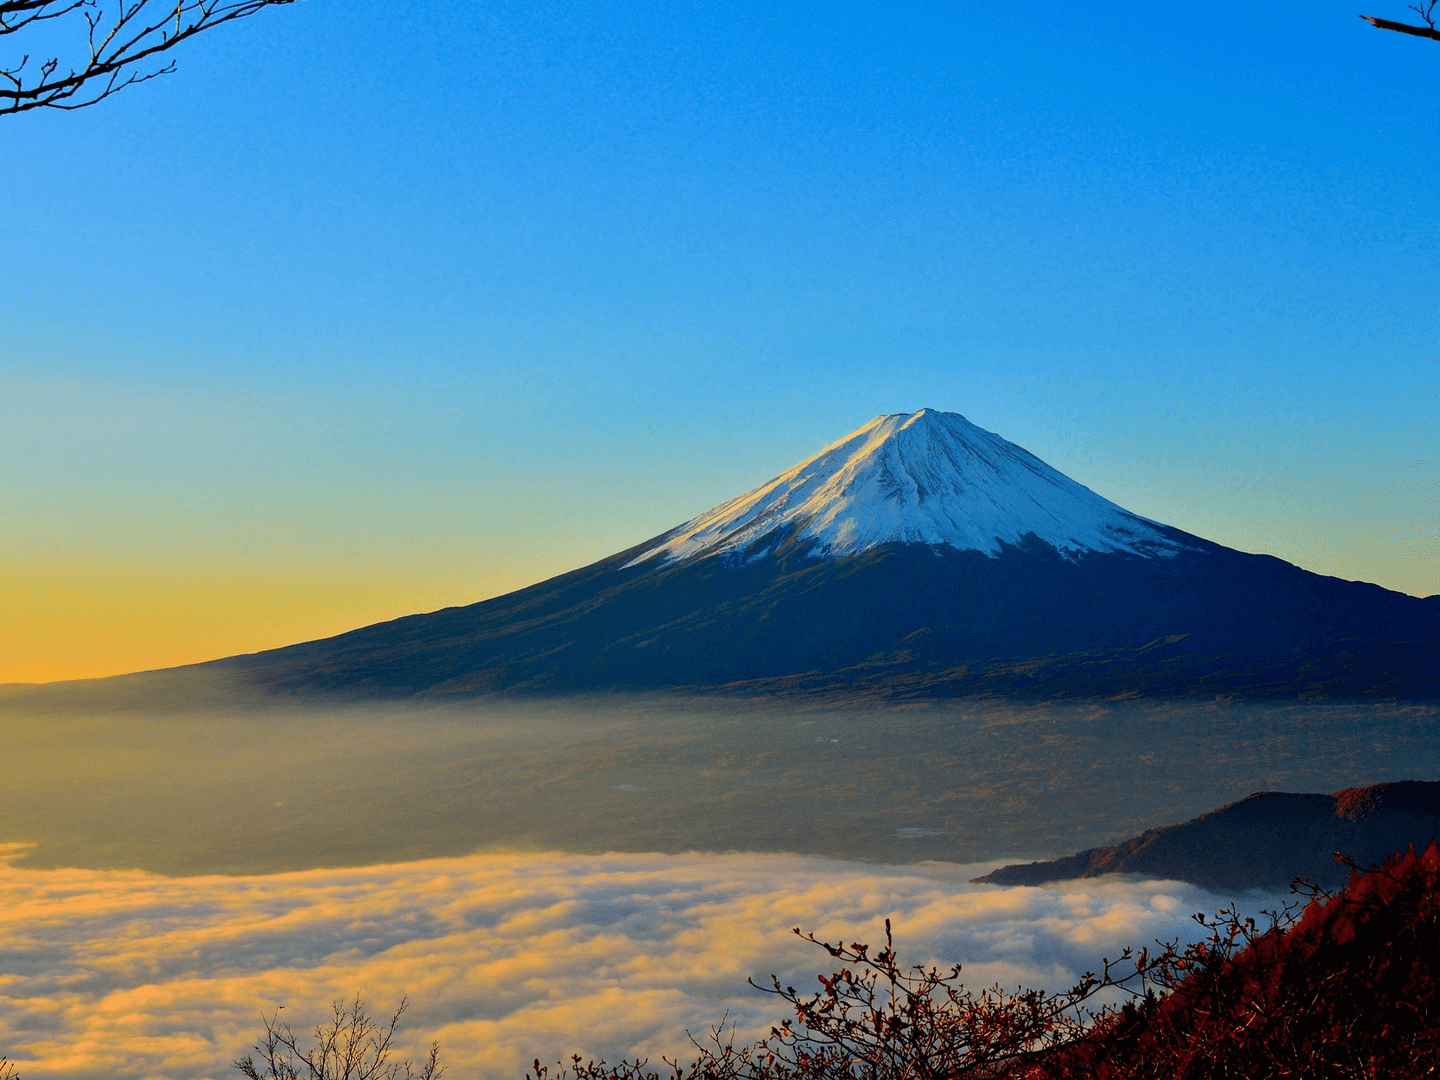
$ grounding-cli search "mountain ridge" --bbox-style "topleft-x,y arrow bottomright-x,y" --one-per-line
19,409 -> 1440,701
974,781 -> 1440,890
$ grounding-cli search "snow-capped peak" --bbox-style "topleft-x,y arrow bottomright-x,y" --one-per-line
629,409 -> 1183,567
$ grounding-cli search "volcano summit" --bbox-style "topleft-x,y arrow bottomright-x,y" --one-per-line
631,409 -> 1183,565
202,409 -> 1436,700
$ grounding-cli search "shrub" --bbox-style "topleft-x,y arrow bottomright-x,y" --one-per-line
237,844 -> 1440,1079
530,845 -> 1440,1080
233,996 -> 443,1080
1042,842 -> 1440,1079
528,920 -> 1172,1080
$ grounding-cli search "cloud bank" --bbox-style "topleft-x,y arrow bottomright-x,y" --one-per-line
0,845 -> 1277,1079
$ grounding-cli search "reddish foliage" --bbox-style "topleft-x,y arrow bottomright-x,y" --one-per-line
233,845 -> 1437,1080
1040,842 -> 1440,1080
529,918 -> 1166,1080
531,848 -> 1440,1080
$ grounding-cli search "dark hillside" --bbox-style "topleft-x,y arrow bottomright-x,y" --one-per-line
978,781 -> 1440,889
205,535 -> 1439,701
1042,843 -> 1440,1079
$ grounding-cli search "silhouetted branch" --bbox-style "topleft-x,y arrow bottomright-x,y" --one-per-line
233,996 -> 443,1080
0,0 -> 299,116
1360,2 -> 1440,40
532,917 -> 1191,1080
747,917 -> 1179,1076
255,849 -> 1440,1080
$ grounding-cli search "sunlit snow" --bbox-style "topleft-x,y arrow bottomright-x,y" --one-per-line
631,409 -> 1185,566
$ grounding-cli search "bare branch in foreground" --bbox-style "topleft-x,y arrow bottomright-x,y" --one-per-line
1360,2 -> 1440,40
233,996 -> 443,1080
0,0 -> 299,116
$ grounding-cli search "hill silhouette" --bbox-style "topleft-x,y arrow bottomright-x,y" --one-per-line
976,781 -> 1440,889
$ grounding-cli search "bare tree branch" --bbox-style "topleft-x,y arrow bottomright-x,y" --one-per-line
233,996 -> 444,1080
1,0 -> 299,116
1360,1 -> 1440,41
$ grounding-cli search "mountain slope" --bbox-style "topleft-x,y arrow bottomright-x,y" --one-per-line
201,409 -> 1436,701
632,410 -> 1182,565
975,781 -> 1440,890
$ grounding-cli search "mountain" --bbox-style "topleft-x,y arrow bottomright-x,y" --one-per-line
182,409 -> 1436,700
630,410 -> 1184,565
974,781 -> 1440,890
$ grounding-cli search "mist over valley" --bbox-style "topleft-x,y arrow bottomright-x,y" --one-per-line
2,687 -> 1435,878
4,406 -> 1437,1078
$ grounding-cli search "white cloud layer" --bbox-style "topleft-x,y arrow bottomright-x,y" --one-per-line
0,845 -> 1276,1080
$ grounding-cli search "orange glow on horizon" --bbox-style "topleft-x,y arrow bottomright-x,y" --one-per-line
0,561 -> 529,684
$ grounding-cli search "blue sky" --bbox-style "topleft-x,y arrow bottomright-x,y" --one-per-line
2,0 -> 1436,679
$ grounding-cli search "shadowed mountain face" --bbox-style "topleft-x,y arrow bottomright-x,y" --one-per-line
53,409 -> 1440,702
212,532 -> 1438,700
975,781 -> 1440,890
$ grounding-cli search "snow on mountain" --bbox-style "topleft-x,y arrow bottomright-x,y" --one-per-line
630,409 -> 1185,567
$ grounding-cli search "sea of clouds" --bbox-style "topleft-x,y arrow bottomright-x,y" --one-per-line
0,844 -> 1283,1080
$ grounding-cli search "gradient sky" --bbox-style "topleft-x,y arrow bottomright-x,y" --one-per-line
2,0 -> 1436,683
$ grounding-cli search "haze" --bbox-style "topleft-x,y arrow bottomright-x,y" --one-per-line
4,687 -> 1435,1078
3,688 -> 1436,876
